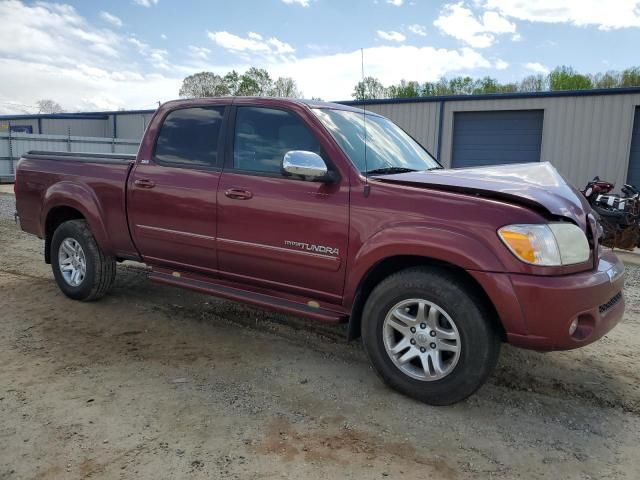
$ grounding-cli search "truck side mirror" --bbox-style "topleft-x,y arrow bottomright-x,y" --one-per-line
282,151 -> 335,183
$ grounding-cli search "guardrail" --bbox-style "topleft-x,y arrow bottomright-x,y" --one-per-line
0,132 -> 140,182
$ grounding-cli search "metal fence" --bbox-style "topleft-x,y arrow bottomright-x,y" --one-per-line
0,132 -> 139,182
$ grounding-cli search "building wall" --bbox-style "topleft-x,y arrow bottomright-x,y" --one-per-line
0,119 -> 39,133
40,118 -> 109,137
363,93 -> 640,189
113,113 -> 154,139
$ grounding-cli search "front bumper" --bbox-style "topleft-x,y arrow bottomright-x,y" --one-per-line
473,250 -> 625,351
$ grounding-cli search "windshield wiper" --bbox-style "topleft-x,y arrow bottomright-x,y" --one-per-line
366,167 -> 418,175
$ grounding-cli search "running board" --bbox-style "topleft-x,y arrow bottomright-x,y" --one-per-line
148,270 -> 347,324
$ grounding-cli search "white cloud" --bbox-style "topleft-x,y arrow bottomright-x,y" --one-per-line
524,62 -> 550,74
133,0 -> 159,7
189,46 -> 211,60
267,45 -> 492,100
208,31 -> 295,55
99,11 -> 123,28
0,0 -> 500,113
160,33 -> 167,40
387,0 -> 404,6
282,0 -> 310,6
434,2 -> 516,48
408,24 -> 427,36
485,0 -> 640,30
377,30 -> 407,42
494,59 -> 509,70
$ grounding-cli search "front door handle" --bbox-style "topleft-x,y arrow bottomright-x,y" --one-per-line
134,178 -> 156,189
224,188 -> 253,200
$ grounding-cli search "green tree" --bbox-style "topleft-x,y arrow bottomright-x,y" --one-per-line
223,70 -> 241,94
352,77 -> 387,100
387,80 -> 421,98
421,79 -> 453,96
549,66 -> 592,91
621,67 -> 640,87
236,67 -> 273,96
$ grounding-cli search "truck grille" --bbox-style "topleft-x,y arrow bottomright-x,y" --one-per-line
599,292 -> 622,314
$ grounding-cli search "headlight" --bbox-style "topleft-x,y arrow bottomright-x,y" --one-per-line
498,223 -> 590,266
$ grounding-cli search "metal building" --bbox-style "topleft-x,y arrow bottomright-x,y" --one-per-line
0,109 -> 155,139
2,88 -> 640,189
343,86 -> 640,190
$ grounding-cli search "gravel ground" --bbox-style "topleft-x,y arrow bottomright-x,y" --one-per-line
1,198 -> 639,479
0,192 -> 15,221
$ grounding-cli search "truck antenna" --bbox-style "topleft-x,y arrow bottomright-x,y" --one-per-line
361,48 -> 370,197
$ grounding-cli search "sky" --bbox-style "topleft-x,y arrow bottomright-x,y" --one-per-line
0,0 -> 639,114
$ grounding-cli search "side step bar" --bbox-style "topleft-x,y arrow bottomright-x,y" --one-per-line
148,270 -> 348,324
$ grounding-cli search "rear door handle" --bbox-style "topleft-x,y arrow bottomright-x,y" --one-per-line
224,188 -> 253,200
134,178 -> 156,189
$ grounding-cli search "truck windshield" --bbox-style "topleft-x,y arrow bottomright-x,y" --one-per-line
313,108 -> 441,174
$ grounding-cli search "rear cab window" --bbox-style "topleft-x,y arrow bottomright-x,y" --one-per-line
154,106 -> 225,169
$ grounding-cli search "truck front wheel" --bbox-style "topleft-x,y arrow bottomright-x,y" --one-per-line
51,219 -> 116,301
361,266 -> 500,405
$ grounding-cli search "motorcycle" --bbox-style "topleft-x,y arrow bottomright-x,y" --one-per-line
581,176 -> 640,250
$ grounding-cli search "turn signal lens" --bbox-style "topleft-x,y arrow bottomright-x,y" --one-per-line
498,229 -> 536,263
498,223 -> 588,266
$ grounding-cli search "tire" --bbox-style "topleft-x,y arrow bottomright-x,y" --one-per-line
51,219 -> 116,301
361,266 -> 500,406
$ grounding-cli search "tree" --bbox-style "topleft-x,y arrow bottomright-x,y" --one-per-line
179,72 -> 230,98
519,74 -> 547,92
621,67 -> 640,87
352,77 -> 387,100
36,99 -> 63,113
237,67 -> 272,96
270,77 -> 303,98
549,66 -> 592,91
387,80 -> 421,98
223,70 -> 241,94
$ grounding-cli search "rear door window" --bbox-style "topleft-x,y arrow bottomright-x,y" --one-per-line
154,106 -> 225,168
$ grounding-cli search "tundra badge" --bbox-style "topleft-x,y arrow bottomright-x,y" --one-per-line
284,240 -> 339,256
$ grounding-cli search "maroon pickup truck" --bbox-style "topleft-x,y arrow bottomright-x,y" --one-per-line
14,97 -> 625,405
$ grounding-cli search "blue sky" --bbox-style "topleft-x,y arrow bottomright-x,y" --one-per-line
0,0 -> 639,113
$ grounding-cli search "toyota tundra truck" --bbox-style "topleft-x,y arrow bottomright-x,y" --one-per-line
13,97 -> 625,405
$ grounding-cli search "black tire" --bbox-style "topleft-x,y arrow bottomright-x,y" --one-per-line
51,219 -> 116,301
361,266 -> 500,406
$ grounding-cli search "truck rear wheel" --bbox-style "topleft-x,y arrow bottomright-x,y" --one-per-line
51,219 -> 116,301
361,266 -> 500,405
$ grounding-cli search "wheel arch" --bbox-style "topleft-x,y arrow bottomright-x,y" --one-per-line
42,182 -> 111,264
347,255 -> 506,342
44,206 -> 86,263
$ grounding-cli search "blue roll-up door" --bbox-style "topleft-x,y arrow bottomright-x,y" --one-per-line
451,110 -> 544,168
626,107 -> 640,187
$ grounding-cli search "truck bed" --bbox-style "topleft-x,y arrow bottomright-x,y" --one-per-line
15,150 -> 139,260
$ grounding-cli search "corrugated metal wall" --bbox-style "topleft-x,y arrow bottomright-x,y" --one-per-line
113,113 -> 154,139
0,133 -> 139,181
40,118 -> 109,137
363,93 -> 640,189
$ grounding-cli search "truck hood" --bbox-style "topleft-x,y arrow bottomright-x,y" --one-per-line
374,162 -> 590,229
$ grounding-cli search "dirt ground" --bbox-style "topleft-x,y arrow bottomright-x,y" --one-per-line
1,193 -> 639,479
